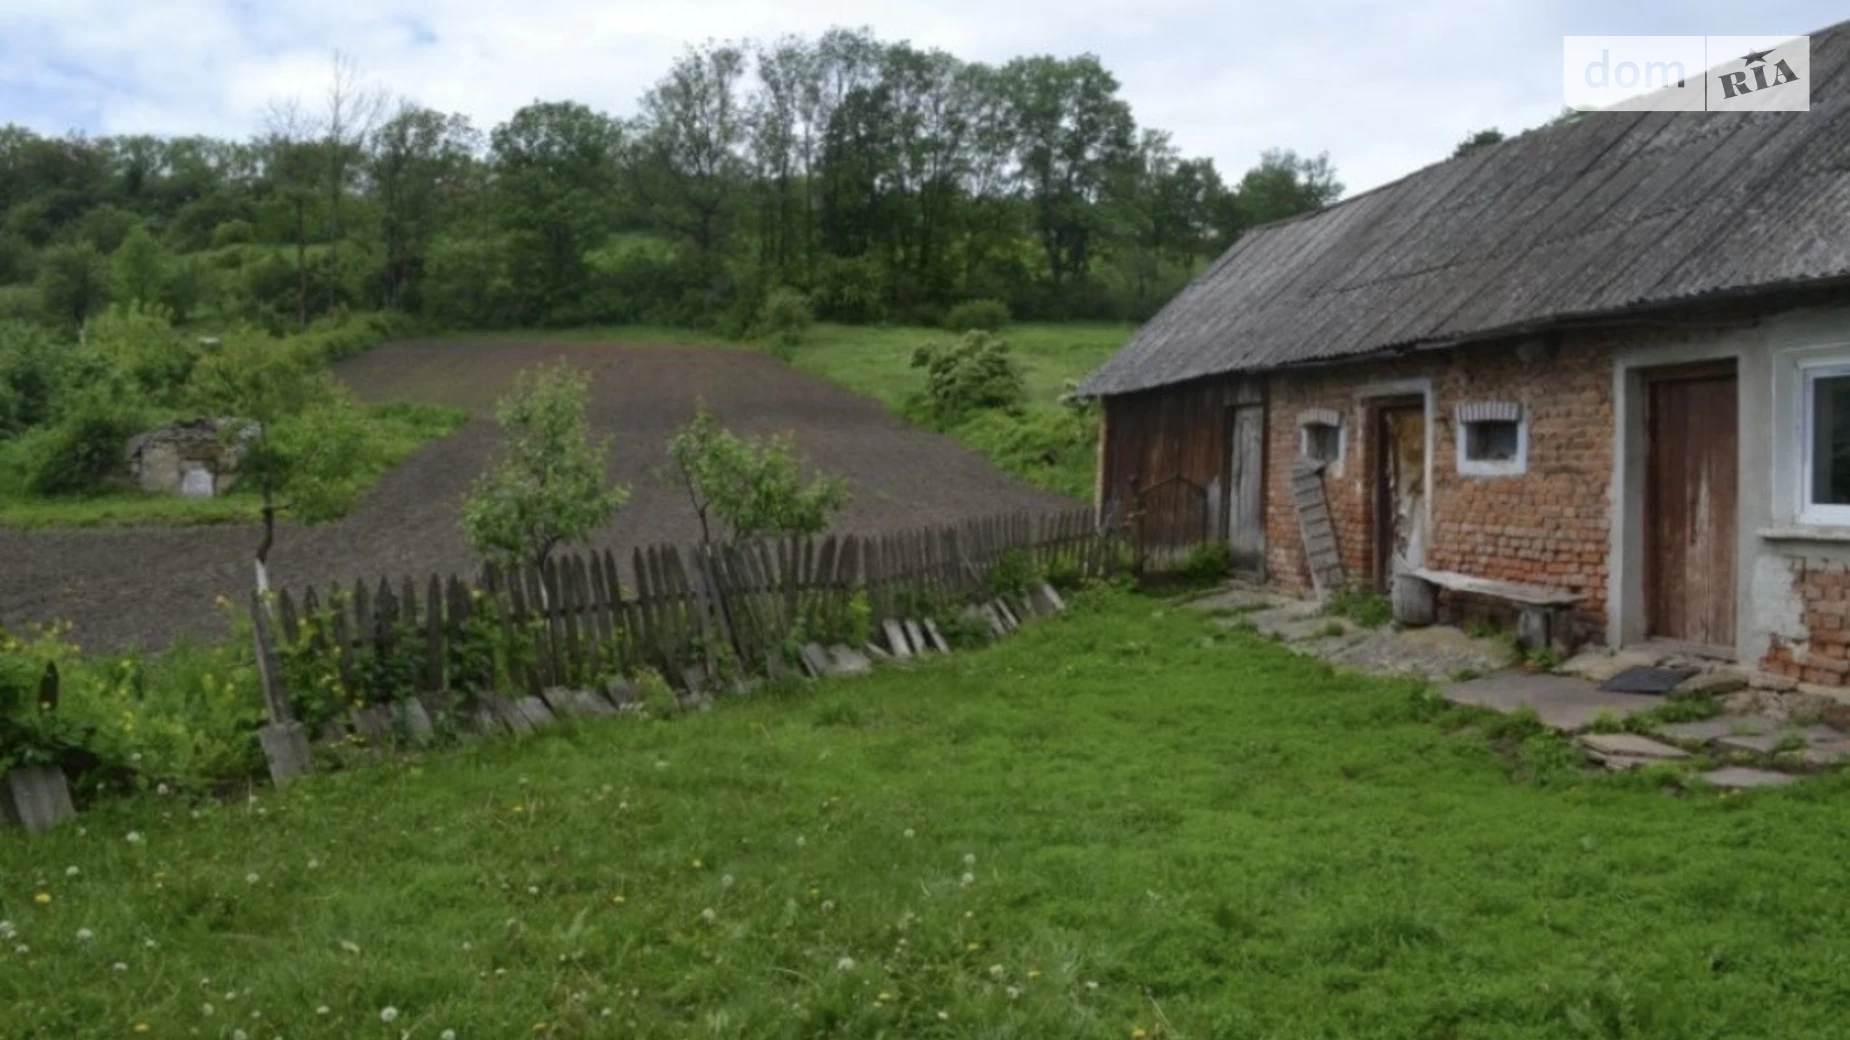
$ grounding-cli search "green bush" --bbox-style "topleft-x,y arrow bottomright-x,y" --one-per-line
756,286 -> 813,353
210,219 -> 256,249
25,398 -> 148,495
1179,541 -> 1233,584
909,331 -> 1027,425
0,319 -> 69,434
944,298 -> 1010,332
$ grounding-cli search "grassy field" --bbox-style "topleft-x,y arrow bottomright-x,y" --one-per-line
0,403 -> 465,530
448,322 -> 1133,499
6,587 -> 1850,1038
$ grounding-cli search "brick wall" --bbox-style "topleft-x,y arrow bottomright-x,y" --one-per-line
1760,557 -> 1850,687
1263,336 -> 1615,635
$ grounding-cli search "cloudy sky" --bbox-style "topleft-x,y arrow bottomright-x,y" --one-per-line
0,0 -> 1842,193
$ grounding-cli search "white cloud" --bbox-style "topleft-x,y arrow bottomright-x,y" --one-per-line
0,0 -> 1841,192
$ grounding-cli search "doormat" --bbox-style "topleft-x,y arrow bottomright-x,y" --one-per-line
1600,666 -> 1699,694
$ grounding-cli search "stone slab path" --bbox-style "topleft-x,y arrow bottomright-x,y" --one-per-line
1440,673 -> 1664,731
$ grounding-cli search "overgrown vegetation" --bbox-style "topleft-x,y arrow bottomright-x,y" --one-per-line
1326,590 -> 1394,628
5,588 -> 1845,1037
0,307 -> 461,530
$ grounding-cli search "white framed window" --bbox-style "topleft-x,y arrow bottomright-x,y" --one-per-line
1800,362 -> 1850,526
1297,408 -> 1344,466
1455,401 -> 1527,477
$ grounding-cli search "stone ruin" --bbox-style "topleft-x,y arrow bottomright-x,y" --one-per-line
124,418 -> 259,498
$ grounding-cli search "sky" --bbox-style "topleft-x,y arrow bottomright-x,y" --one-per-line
0,0 -> 1843,195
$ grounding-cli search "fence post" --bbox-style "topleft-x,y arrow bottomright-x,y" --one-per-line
250,590 -> 312,787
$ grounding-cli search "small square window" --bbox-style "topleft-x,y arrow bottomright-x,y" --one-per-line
1302,422 -> 1341,464
1464,420 -> 1520,462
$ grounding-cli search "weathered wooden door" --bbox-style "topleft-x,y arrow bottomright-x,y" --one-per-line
1226,404 -> 1265,576
1372,399 -> 1427,592
1646,365 -> 1738,650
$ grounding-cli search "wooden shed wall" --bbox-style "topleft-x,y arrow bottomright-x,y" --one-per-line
1098,375 -> 1262,545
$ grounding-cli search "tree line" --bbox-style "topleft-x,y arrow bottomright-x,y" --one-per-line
0,31 -> 1343,335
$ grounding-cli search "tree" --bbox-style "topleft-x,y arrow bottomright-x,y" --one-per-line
1453,128 -> 1505,159
35,242 -> 109,329
1223,149 -> 1342,236
186,331 -> 345,591
109,223 -> 171,305
370,103 -> 480,309
321,52 -> 386,312
633,44 -> 749,265
667,403 -> 848,543
261,100 -> 322,328
490,102 -> 624,322
463,363 -> 629,570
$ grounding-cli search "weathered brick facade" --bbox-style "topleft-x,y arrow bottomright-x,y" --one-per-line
1760,556 -> 1850,686
1263,336 -> 1615,637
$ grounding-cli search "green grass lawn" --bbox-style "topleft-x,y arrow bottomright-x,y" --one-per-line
0,403 -> 466,530
7,587 -> 1849,1038
456,322 -> 1132,499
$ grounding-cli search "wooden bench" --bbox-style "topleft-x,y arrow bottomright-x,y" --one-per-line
1392,567 -> 1578,653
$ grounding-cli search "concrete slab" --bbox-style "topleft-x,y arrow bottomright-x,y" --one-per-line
825,646 -> 873,676
1441,672 -> 1663,731
1797,740 -> 1850,767
1185,585 -> 1291,613
1269,616 -> 1350,643
1655,715 -> 1776,746
1577,733 -> 1689,759
1701,767 -> 1799,790
1325,626 -> 1515,682
1714,725 -> 1842,757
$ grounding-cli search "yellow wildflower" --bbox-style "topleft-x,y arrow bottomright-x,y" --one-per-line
877,991 -> 892,1003
33,892 -> 51,906
1131,1029 -> 1149,1039
133,1024 -> 150,1035
691,858 -> 703,869
611,895 -> 626,906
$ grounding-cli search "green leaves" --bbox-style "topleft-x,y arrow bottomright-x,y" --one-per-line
909,331 -> 1027,425
463,363 -> 629,568
667,403 -> 848,542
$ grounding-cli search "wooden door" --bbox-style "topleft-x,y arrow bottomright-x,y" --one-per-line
1226,404 -> 1265,576
1645,365 -> 1738,650
1372,399 -> 1427,592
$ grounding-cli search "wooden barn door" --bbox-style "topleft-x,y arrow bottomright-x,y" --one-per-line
1372,398 -> 1427,592
1645,363 -> 1738,652
1226,404 -> 1266,577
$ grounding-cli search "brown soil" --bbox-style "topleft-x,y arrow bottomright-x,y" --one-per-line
0,340 -> 1075,651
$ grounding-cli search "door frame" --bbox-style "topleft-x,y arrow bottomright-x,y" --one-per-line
1221,397 -> 1265,573
1640,361 -> 1739,655
1369,396 -> 1427,591
1611,348 -> 1749,657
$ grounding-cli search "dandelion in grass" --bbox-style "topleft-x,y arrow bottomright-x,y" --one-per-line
380,1006 -> 400,1023
307,858 -> 321,871
76,928 -> 94,942
65,866 -> 79,877
232,1030 -> 247,1040
1006,986 -> 1021,1000
245,873 -> 259,885
700,908 -> 717,924
33,892 -> 51,906
201,1003 -> 214,1017
316,1006 -> 330,1016
821,900 -> 836,913
1027,968 -> 1042,980
836,956 -> 856,972
960,872 -> 974,886
441,1031 -> 457,1040
720,874 -> 734,889
0,921 -> 13,939
795,835 -> 806,848
963,853 -> 975,866
877,992 -> 893,1003
14,944 -> 29,954
144,939 -> 157,950
132,1023 -> 150,1034
126,831 -> 142,845
340,940 -> 361,954
903,828 -> 915,839
1131,1029 -> 1148,1039
112,961 -> 128,972
988,964 -> 1005,979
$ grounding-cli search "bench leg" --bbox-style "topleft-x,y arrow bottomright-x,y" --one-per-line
1516,606 -> 1549,653
1391,575 -> 1437,627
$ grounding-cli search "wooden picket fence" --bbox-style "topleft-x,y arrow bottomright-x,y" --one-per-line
250,507 -> 1122,743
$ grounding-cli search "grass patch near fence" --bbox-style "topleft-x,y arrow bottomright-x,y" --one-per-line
7,587 -> 1850,1037
456,322 -> 1131,499
0,402 -> 465,529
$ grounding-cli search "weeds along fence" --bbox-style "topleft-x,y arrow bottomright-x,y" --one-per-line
251,508 -> 1123,736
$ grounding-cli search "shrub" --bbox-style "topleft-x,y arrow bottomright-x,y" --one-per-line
83,302 -> 195,401
210,219 -> 256,249
944,298 -> 1010,332
756,286 -> 813,353
25,397 -> 148,495
0,320 -> 70,434
909,331 -> 1027,425
1179,541 -> 1233,584
667,403 -> 849,543
464,363 -> 630,569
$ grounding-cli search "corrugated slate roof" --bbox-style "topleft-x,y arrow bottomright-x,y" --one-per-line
1081,22 -> 1850,397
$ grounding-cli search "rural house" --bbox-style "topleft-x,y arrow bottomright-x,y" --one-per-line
1080,22 -> 1850,679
